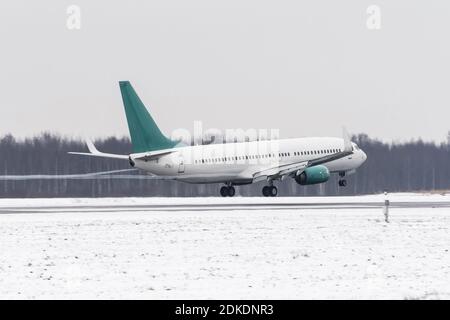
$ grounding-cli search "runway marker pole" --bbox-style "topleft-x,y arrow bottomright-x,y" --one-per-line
383,191 -> 389,223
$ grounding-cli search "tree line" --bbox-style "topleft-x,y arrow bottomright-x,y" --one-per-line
0,132 -> 449,197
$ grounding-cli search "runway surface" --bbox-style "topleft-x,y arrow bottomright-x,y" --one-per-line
1,194 -> 450,214
0,193 -> 449,299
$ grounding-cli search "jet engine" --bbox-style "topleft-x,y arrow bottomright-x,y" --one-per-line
295,165 -> 330,185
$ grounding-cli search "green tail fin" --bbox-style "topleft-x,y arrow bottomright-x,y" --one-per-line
119,81 -> 178,153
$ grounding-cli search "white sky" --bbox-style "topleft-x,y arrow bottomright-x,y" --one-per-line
0,1 -> 449,143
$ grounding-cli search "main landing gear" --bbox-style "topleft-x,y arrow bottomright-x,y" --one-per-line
338,171 -> 347,187
262,185 -> 277,197
220,185 -> 235,197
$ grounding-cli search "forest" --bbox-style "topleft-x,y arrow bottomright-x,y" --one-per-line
0,132 -> 449,197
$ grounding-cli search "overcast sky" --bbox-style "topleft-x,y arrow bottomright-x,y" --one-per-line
0,1 -> 449,143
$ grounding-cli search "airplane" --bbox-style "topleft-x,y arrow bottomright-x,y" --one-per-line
67,81 -> 367,197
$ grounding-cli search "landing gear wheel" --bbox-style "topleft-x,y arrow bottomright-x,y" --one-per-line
220,186 -> 235,197
338,179 -> 347,187
269,186 -> 278,197
220,186 -> 229,197
263,186 -> 277,197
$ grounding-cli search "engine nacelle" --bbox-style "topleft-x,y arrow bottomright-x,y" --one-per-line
295,165 -> 330,185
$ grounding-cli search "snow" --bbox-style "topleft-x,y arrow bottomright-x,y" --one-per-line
0,194 -> 449,299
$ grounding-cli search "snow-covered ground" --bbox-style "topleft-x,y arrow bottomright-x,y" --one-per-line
0,194 -> 449,299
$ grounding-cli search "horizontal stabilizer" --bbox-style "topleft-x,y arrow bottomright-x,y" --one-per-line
69,138 -> 129,160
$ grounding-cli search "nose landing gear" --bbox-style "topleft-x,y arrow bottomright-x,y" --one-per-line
220,185 -> 236,197
338,171 -> 347,187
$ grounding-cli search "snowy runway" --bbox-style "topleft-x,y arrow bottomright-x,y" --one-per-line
0,194 -> 449,299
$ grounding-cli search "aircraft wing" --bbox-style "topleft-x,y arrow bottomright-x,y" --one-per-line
252,127 -> 354,182
252,161 -> 308,183
252,150 -> 352,183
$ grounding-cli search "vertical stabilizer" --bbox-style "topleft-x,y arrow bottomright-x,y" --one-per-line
119,81 -> 177,153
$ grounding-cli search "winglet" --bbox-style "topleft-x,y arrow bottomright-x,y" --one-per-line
342,127 -> 353,152
85,136 -> 100,154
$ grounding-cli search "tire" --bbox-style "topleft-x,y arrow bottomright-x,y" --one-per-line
220,186 -> 229,197
228,186 -> 235,197
270,186 -> 278,197
262,186 -> 270,197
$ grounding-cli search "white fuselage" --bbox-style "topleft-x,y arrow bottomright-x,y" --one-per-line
131,137 -> 367,184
